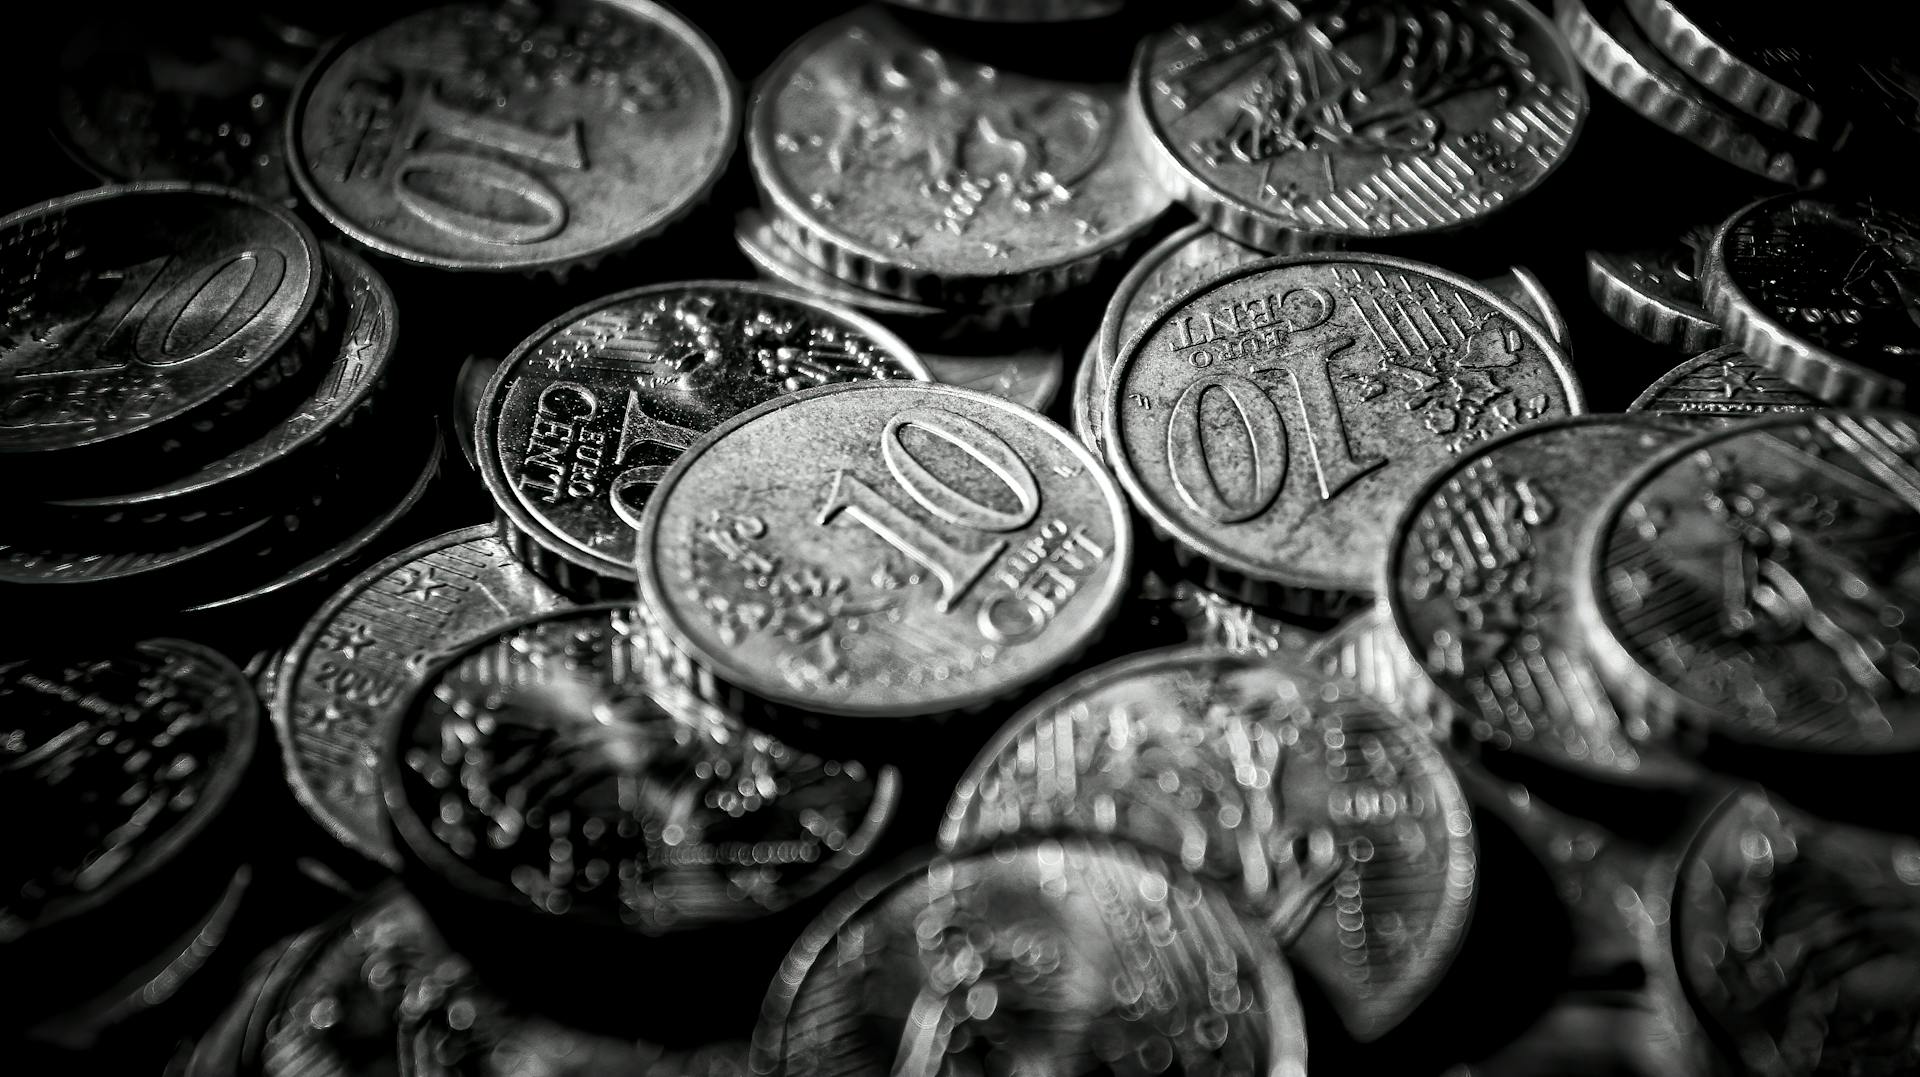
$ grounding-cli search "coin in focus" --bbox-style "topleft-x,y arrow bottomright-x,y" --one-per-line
1585,233 -> 1722,354
1627,343 -> 1824,421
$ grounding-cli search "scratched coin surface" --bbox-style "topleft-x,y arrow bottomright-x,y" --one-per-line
748,7 -> 1168,306
478,281 -> 928,592
1673,788 -> 1920,1077
941,646 -> 1474,1040
1134,0 -> 1585,249
1576,411 -> 1920,752
0,640 -> 256,941
385,605 -> 898,933
1384,417 -> 1695,784
1703,194 -> 1920,406
1627,344 -> 1824,422
288,0 -> 737,273
636,381 -> 1131,724
1585,234 -> 1721,354
0,184 -> 326,462
1098,223 -> 1266,386
276,525 -> 568,871
1105,252 -> 1582,612
750,837 -> 1309,1077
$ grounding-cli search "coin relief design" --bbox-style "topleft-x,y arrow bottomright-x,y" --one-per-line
1585,233 -> 1721,353
1105,253 -> 1581,606
1136,0 -> 1584,246
1627,344 -> 1824,421
941,647 -> 1473,1040
290,0 -> 737,272
637,382 -> 1131,721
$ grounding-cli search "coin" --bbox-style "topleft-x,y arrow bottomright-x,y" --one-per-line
478,281 -> 929,595
1484,265 -> 1571,351
1133,0 -> 1586,249
1384,416 -> 1697,786
1096,223 -> 1268,389
41,244 -> 393,525
1621,0 -> 1852,147
882,0 -> 1125,21
1305,607 -> 1410,710
276,524 -> 568,871
1585,234 -> 1722,354
1702,194 -> 1920,406
921,347 -> 1064,413
451,353 -> 500,472
0,184 -> 328,476
1104,252 -> 1582,615
288,0 -> 738,275
941,646 -> 1473,1040
1574,411 -> 1920,754
1673,788 -> 1920,1077
635,381 -> 1131,735
1137,572 -> 1323,657
748,6 -> 1168,306
1627,343 -> 1825,421
1556,0 -> 1826,186
1072,335 -> 1101,452
750,837 -> 1310,1077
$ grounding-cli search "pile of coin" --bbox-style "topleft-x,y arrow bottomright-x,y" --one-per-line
3,0 -> 1918,1074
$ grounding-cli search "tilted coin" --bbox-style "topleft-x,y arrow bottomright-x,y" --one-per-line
881,0 -> 1125,21
479,281 -> 929,595
1702,194 -> 1920,406
42,244 -> 394,525
1383,416 -> 1697,786
1134,0 -> 1586,249
1097,223 -> 1268,389
921,348 -> 1065,413
276,524 -> 568,871
635,382 -> 1131,735
1621,0 -> 1852,147
1627,343 -> 1825,421
451,353 -> 500,472
1135,571 -> 1323,657
1556,0 -> 1826,186
288,0 -> 737,275
1483,265 -> 1571,351
941,646 -> 1473,1040
750,837 -> 1310,1077
1072,335 -> 1101,452
0,184 -> 328,477
1673,788 -> 1920,1077
1104,252 -> 1583,615
1585,233 -> 1722,354
1574,411 -> 1920,754
748,7 -> 1168,306
1304,607 -> 1409,709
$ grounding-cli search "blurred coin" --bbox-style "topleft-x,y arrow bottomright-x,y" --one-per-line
1627,344 -> 1824,421
882,0 -> 1125,20
1622,0 -> 1851,146
921,348 -> 1064,412
1384,416 -> 1696,786
1134,0 -> 1586,249
1586,233 -> 1722,354
1104,252 -> 1582,615
1556,0 -> 1825,186
1305,607 -> 1409,709
478,281 -> 929,595
941,646 -> 1472,1040
0,184 -> 328,479
288,0 -> 737,275
1574,411 -> 1920,753
634,382 -> 1130,740
277,524 -> 568,872
451,354 -> 500,472
750,837 -> 1310,1077
1702,194 -> 1920,406
1136,571 -> 1323,656
748,6 -> 1167,306
1673,788 -> 1920,1077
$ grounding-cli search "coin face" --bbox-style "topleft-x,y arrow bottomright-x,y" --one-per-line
1578,411 -> 1920,752
941,647 -> 1473,1040
1135,0 -> 1585,247
0,184 -> 325,459
751,838 -> 1309,1077
882,0 -> 1125,21
1673,789 -> 1920,1077
276,525 -> 568,871
0,640 -> 256,938
920,348 -> 1064,413
1105,252 -> 1582,607
749,7 -> 1168,305
1138,573 -> 1323,657
1705,195 -> 1920,406
1627,344 -> 1825,421
289,0 -> 737,273
636,381 -> 1131,722
1585,237 -> 1721,354
479,281 -> 928,589
1385,417 -> 1695,782
1099,223 -> 1266,384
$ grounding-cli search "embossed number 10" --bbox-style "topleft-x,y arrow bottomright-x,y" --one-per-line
819,408 -> 1040,612
395,88 -> 585,245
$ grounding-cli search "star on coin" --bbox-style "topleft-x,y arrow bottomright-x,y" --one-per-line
324,622 -> 378,660
394,567 -> 452,603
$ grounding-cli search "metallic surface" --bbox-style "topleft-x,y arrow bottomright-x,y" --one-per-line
881,0 -> 1125,21
637,381 -> 1131,722
749,7 -> 1168,306
1622,0 -> 1849,146
1627,344 -> 1825,421
1134,0 -> 1586,248
941,645 -> 1474,1040
478,280 -> 929,590
1104,252 -> 1582,612
750,838 -> 1310,1077
289,0 -> 738,274
921,348 -> 1065,413
1586,237 -> 1722,354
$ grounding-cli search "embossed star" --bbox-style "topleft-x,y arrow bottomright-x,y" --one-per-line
1715,360 -> 1759,399
395,567 -> 451,603
325,622 -> 378,660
